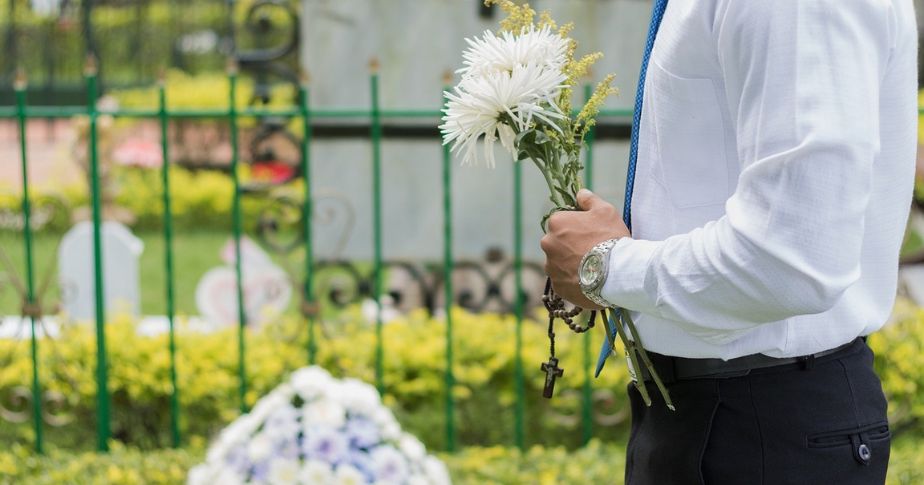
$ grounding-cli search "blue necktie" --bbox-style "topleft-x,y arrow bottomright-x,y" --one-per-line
595,0 -> 669,377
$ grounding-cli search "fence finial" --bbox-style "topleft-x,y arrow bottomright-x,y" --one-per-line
226,57 -> 239,76
13,67 -> 27,90
84,54 -> 98,77
157,67 -> 167,87
369,57 -> 380,74
299,68 -> 311,86
442,70 -> 454,86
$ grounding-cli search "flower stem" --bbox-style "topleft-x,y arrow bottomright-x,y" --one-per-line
622,311 -> 675,410
532,157 -> 565,207
610,309 -> 651,406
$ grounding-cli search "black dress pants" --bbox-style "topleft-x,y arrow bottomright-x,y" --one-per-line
625,338 -> 891,485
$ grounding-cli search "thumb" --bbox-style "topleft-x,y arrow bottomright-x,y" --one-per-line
576,189 -> 604,211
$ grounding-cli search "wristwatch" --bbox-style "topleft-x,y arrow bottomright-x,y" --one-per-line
578,238 -> 620,308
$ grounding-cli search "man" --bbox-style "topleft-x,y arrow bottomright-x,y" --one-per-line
540,1 -> 918,483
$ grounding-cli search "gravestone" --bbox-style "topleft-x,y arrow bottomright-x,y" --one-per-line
58,221 -> 144,320
195,237 -> 292,327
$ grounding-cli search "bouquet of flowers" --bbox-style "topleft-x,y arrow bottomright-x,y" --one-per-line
440,0 -> 673,410
188,367 -> 452,485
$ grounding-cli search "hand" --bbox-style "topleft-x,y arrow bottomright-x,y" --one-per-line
540,189 -> 630,309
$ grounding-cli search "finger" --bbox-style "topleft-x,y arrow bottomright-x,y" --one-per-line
546,211 -> 564,234
539,234 -> 552,254
576,188 -> 605,212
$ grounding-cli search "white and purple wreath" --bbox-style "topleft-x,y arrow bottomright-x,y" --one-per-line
188,367 -> 451,485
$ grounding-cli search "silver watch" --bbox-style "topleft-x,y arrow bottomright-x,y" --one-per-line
578,238 -> 620,308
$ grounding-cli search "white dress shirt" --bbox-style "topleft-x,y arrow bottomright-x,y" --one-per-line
601,0 -> 919,359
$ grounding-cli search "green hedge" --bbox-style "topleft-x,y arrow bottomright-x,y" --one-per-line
1,305 -> 923,458
870,302 -> 924,434
0,309 -> 630,452
0,165 -> 289,233
2,437 -> 923,485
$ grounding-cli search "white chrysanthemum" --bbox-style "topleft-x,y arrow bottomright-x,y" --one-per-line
299,460 -> 335,484
423,456 -> 452,485
186,465 -> 217,485
248,387 -> 292,425
336,378 -> 382,416
206,414 -> 257,462
458,26 -> 569,80
334,464 -> 367,485
268,458 -> 300,485
302,398 -> 347,429
247,432 -> 275,463
399,434 -> 426,462
191,366 -> 452,485
291,366 -> 335,400
371,446 -> 410,484
440,62 -> 567,167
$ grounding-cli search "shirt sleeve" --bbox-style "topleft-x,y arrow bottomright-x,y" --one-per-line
600,0 -> 896,345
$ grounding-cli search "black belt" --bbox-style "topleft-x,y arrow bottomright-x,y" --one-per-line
636,337 -> 865,383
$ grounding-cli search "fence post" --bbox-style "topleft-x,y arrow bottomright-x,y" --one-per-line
158,74 -> 181,448
513,159 -> 525,450
85,56 -> 111,452
228,59 -> 248,413
15,69 -> 44,455
441,73 -> 456,452
298,74 -> 317,365
581,83 -> 596,446
369,58 -> 385,394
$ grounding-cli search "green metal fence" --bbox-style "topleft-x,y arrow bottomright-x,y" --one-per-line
1,58 -> 638,455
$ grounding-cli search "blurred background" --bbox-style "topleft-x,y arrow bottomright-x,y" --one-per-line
1,1 -> 924,483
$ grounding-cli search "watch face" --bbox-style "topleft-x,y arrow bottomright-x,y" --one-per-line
580,253 -> 603,287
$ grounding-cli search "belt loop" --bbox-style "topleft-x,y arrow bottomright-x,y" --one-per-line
798,354 -> 815,371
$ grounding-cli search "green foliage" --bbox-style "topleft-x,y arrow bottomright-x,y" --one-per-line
0,165 -> 294,233
889,434 -> 924,485
445,440 -> 625,485
1,436 -> 922,484
869,302 -> 924,432
0,442 -> 201,485
111,166 -> 286,232
0,308 -> 630,453
3,305 -> 924,454
0,314 -> 307,450
318,309 -> 631,449
113,69 -> 297,113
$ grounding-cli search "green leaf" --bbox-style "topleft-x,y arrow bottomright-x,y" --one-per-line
555,186 -> 577,207
515,129 -> 534,146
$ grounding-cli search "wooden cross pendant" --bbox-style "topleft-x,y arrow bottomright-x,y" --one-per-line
541,357 -> 564,399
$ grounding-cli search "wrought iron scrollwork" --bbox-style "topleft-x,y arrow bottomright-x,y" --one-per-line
0,313 -> 79,429
0,203 -> 77,428
233,0 -> 302,190
236,1 -> 299,76
256,192 -> 304,253
304,256 -> 546,316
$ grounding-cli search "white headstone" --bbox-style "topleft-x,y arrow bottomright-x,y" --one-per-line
58,221 -> 144,320
195,237 -> 292,328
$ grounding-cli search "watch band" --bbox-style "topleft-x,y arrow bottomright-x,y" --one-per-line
579,238 -> 620,308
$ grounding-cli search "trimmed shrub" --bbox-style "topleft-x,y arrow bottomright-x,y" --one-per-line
0,308 -> 630,452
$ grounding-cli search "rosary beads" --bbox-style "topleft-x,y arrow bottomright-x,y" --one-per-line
539,277 -> 596,398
